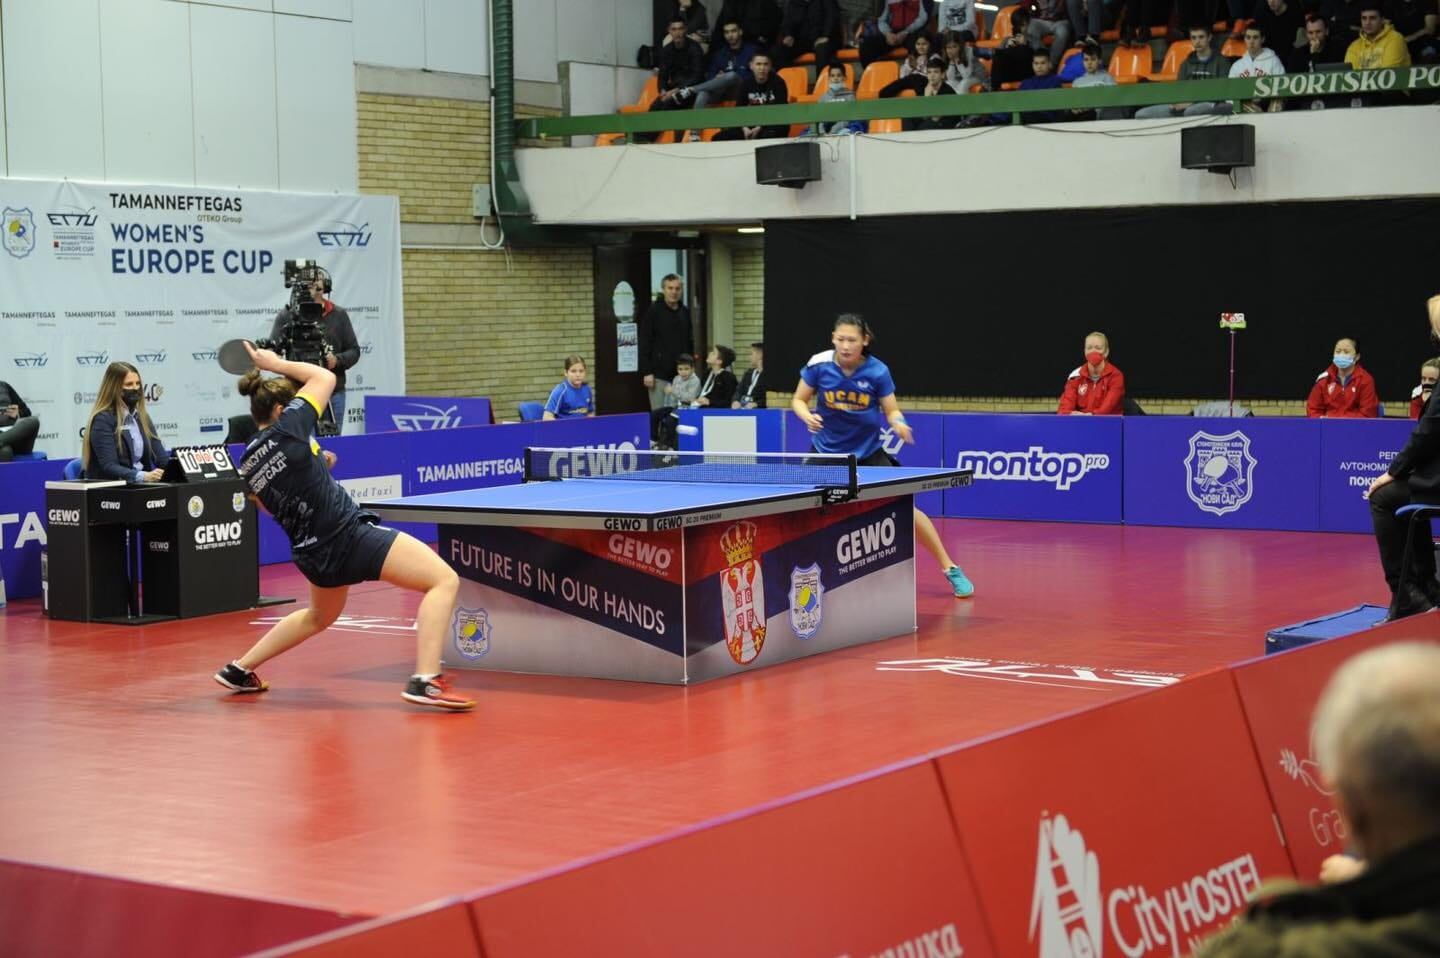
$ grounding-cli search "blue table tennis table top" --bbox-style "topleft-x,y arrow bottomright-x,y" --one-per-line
364,465 -> 972,532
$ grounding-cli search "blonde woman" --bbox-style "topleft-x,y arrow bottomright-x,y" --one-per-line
81,361 -> 170,482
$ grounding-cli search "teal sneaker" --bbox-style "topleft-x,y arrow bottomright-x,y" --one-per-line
945,566 -> 974,598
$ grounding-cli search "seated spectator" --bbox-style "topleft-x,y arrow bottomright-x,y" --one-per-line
670,0 -> 712,49
1018,49 -> 1066,123
1253,0 -> 1306,49
942,33 -> 988,93
647,16 -> 708,137
82,361 -> 170,483
1028,0 -> 1075,68
1069,40 -> 1121,119
1195,642 -> 1440,956
988,9 -> 1038,88
689,19 -> 758,109
651,353 -> 702,448
812,62 -> 866,133
1288,16 -> 1352,107
1230,22 -> 1288,112
735,342 -> 768,408
1307,337 -> 1379,418
904,55 -> 960,128
859,0 -> 929,67
717,0 -> 783,49
936,0 -> 981,42
1136,24 -> 1234,117
1059,332 -> 1126,415
695,346 -> 738,408
878,33 -> 935,97
0,379 -> 39,462
713,51 -> 791,140
543,355 -> 594,420
776,0 -> 842,74
1345,0 -> 1413,67
1387,0 -> 1439,63
1409,357 -> 1438,419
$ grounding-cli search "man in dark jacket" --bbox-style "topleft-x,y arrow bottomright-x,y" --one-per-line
1365,293 -> 1440,618
638,273 -> 696,410
1287,16 -> 1350,108
776,0 -> 842,73
713,50 -> 791,139
0,380 -> 39,461
717,0 -> 784,47
268,272 -> 359,434
650,16 -> 708,120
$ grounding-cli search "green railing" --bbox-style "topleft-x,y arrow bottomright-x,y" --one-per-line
516,65 -> 1440,141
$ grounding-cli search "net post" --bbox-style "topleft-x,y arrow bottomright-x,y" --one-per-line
523,447 -> 537,482
847,454 -> 858,499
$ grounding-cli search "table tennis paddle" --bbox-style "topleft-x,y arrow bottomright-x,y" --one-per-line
217,339 -> 254,375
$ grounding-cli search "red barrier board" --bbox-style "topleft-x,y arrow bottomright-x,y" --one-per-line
935,671 -> 1293,958
1230,625 -> 1436,881
250,900 -> 480,958
469,761 -> 994,958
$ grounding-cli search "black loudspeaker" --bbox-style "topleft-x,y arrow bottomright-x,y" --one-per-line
755,141 -> 822,189
1181,125 -> 1255,174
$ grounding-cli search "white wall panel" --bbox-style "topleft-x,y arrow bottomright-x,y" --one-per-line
0,17 -> 8,177
425,0 -> 488,76
353,0 -> 424,67
101,0 -> 195,184
275,0 -> 353,19
3,0 -> 105,180
190,5 -> 278,188
514,0 -> 558,83
276,15 -> 357,192
186,0 -> 273,11
615,0 -> 653,71
557,0 -> 616,66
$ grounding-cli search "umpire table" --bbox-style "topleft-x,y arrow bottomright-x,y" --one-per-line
364,449 -> 972,684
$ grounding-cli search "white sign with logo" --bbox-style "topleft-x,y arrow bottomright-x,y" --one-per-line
0,177 -> 404,449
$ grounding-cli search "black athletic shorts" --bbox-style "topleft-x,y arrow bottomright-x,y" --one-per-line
294,517 -> 399,589
811,445 -> 899,468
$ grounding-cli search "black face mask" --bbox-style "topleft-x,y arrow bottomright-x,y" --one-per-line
121,389 -> 141,409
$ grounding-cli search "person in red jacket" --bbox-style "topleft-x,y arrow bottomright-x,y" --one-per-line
1409,358 -> 1438,419
1307,337 -> 1379,418
1058,332 -> 1125,415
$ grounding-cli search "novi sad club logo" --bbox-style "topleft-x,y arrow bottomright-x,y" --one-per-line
453,607 -> 492,658
1185,431 -> 1256,516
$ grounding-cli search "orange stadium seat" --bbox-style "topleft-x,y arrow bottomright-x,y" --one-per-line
1109,44 -> 1153,83
856,60 -> 900,99
594,133 -> 625,146
976,5 -> 1018,49
1149,40 -> 1193,81
1221,35 -> 1247,56
618,76 -> 659,114
776,67 -> 810,135
868,118 -> 903,132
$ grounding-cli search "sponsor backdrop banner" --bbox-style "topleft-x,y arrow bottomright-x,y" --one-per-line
0,459 -> 67,599
937,670 -> 1295,958
0,177 -> 403,451
1123,417 -> 1322,531
364,395 -> 493,433
941,414 -> 1123,523
1317,418 -> 1414,534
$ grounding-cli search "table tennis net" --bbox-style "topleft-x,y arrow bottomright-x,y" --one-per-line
524,448 -> 859,494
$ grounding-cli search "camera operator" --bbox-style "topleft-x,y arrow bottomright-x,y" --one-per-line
268,268 -> 359,433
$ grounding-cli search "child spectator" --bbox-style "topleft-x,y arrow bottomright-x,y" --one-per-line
1306,337 -> 1379,418
813,62 -> 866,134
695,346 -> 738,408
904,56 -> 960,129
735,343 -> 769,408
651,353 -> 701,448
543,355 -> 594,420
942,34 -> 988,93
1410,358 -> 1439,419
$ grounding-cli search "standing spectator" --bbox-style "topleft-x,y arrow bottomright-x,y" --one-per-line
650,17 -> 708,122
1253,0 -> 1306,49
734,343 -> 769,408
1345,0 -> 1413,66
1029,0 -> 1076,68
1070,41 -> 1121,119
1306,337 -> 1379,418
671,0 -> 713,48
713,50 -> 791,139
1230,22 -> 1288,112
1409,357 -> 1439,419
695,346 -> 739,408
1058,332 -> 1126,415
0,380 -> 39,462
717,0 -> 784,48
1288,15 -> 1350,107
1387,0 -> 1439,62
879,33 -> 936,95
936,0 -> 980,41
542,355 -> 594,420
1135,24 -> 1233,116
904,56 -> 960,128
689,19 -> 759,108
777,0 -> 842,73
812,62 -> 866,133
942,33 -> 988,91
859,0 -> 929,67
638,273 -> 696,410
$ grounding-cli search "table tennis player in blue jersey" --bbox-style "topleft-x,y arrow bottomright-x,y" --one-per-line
792,313 -> 974,597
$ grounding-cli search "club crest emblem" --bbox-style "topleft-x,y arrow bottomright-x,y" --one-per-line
1185,430 -> 1256,516
453,607 -> 492,658
719,521 -> 766,664
788,564 -> 824,639
3,208 -> 36,258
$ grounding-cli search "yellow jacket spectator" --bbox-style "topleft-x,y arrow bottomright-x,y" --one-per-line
1345,4 -> 1411,69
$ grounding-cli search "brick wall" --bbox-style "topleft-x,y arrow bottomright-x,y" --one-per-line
732,247 -> 764,355
356,93 -> 591,417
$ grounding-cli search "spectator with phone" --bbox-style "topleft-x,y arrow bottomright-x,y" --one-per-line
0,379 -> 39,462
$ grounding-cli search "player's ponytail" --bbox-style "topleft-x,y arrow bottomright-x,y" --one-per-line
237,370 -> 298,426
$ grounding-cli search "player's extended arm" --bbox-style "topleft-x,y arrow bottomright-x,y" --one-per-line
792,381 -> 823,432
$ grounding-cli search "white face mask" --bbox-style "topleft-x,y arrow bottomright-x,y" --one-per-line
830,79 -> 845,89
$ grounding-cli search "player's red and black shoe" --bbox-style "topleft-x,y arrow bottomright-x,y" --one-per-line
213,663 -> 269,694
402,674 -> 475,711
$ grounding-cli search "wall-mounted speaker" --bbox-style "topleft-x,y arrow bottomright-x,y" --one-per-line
1181,125 -> 1255,174
755,141 -> 821,189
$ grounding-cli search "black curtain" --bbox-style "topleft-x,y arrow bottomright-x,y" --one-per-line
764,200 -> 1439,402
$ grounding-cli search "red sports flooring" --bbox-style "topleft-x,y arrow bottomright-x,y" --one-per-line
0,519 -> 1396,928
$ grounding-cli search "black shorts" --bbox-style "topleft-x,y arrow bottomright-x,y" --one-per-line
294,518 -> 399,589
811,445 -> 899,468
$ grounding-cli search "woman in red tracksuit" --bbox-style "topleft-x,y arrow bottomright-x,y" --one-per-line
1058,331 -> 1125,415
1307,337 -> 1379,418
1410,358 -> 1439,419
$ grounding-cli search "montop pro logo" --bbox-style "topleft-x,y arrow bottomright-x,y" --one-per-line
1185,431 -> 1256,516
955,447 -> 1110,491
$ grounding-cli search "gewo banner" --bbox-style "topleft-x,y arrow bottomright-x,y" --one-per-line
0,177 -> 403,454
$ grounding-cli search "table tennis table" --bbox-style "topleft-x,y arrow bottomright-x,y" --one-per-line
365,449 -> 972,685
